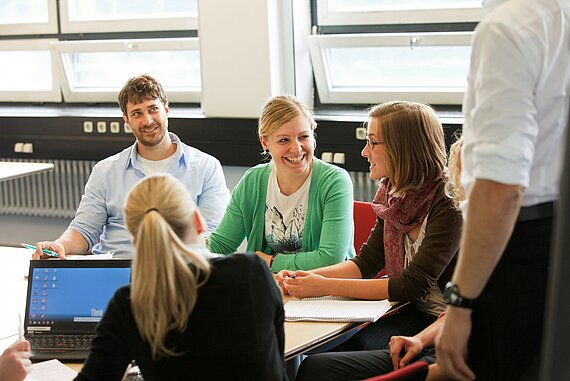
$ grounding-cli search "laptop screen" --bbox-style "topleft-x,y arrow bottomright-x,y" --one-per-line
25,260 -> 131,333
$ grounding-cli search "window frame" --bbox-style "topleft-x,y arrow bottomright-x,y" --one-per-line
0,39 -> 62,102
0,0 -> 58,36
308,32 -> 473,105
52,38 -> 201,103
58,0 -> 197,34
316,0 -> 484,26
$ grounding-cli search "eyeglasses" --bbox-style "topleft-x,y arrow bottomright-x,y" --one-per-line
365,137 -> 384,149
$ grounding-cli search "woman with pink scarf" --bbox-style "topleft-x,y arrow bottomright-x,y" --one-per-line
277,101 -> 462,361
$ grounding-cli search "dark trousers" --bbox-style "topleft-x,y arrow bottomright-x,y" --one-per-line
294,306 -> 436,381
341,304 -> 436,351
295,346 -> 435,381
468,216 -> 552,381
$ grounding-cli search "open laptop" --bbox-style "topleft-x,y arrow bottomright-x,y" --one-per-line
24,259 -> 132,361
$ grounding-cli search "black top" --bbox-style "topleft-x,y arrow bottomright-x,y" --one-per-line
74,253 -> 287,381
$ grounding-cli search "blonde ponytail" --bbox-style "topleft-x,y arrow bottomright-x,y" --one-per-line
124,175 -> 211,359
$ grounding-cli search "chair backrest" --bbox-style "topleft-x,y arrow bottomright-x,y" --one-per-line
353,201 -> 377,255
361,360 -> 429,381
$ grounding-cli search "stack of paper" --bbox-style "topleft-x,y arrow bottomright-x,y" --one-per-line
25,359 -> 77,381
285,296 -> 392,322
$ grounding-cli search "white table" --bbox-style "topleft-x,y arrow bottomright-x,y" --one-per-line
0,162 -> 54,181
0,247 -> 29,342
0,246 -> 363,375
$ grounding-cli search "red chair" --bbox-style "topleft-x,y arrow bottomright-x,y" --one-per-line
353,201 -> 386,278
353,201 -> 377,255
361,360 -> 429,381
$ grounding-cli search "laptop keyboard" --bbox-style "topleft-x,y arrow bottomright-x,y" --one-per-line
28,334 -> 94,351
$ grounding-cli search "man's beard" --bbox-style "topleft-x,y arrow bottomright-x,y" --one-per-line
137,125 -> 165,147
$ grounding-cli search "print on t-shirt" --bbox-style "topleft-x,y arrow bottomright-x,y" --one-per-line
264,163 -> 311,255
265,204 -> 304,253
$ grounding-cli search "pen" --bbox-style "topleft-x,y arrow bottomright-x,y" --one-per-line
20,243 -> 59,258
18,313 -> 24,342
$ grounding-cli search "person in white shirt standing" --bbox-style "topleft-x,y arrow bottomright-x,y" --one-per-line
436,1 -> 570,380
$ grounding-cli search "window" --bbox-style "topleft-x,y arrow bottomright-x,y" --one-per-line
0,39 -> 61,102
59,0 -> 198,33
53,38 -> 200,103
310,0 -> 483,105
0,0 -> 57,35
309,33 -> 472,104
317,0 -> 483,25
0,0 -> 199,104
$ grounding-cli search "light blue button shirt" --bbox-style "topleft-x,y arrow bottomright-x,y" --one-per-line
68,133 -> 230,258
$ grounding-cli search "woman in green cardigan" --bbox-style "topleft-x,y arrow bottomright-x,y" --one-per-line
207,95 -> 355,273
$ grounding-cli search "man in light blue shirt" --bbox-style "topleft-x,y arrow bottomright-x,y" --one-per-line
34,74 -> 230,259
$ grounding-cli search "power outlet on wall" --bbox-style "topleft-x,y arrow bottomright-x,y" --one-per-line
355,127 -> 367,140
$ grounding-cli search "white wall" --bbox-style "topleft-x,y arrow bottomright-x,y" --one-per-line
198,0 -> 311,117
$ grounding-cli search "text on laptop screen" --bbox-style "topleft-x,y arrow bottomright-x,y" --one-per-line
28,267 -> 131,326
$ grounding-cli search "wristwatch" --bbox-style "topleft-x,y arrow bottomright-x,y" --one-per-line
443,281 -> 476,309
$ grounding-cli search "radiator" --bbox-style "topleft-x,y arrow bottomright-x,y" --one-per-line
0,158 -> 95,219
0,158 -> 377,218
351,171 -> 378,202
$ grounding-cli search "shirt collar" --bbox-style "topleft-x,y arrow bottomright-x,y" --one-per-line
126,132 -> 188,171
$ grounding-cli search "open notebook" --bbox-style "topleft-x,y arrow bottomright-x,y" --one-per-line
284,296 -> 392,322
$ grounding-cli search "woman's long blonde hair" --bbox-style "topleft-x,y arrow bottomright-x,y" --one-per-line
124,174 -> 211,359
445,135 -> 465,210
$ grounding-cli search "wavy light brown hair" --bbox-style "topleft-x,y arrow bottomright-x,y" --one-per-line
124,174 -> 210,359
118,74 -> 168,115
368,101 -> 447,195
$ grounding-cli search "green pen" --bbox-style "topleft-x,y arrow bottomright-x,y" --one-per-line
21,243 -> 59,258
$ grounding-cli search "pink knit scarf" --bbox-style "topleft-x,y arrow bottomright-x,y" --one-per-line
371,175 -> 445,277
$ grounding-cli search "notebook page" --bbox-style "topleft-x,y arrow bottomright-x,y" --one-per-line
285,297 -> 392,322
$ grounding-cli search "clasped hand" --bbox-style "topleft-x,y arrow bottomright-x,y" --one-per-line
275,270 -> 327,298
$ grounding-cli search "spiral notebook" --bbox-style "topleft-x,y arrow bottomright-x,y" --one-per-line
284,296 -> 392,322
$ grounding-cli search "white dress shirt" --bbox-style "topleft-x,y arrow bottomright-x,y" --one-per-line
461,0 -> 570,207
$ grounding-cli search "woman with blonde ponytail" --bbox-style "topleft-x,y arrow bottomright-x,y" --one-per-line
75,174 -> 287,381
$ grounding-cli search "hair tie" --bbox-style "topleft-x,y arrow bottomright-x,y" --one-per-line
146,208 -> 159,214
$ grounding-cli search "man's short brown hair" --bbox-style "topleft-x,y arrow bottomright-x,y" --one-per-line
118,74 -> 168,115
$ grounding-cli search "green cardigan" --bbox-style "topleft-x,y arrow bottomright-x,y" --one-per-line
207,158 -> 355,272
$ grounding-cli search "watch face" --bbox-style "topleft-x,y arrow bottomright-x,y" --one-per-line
443,281 -> 474,309
443,281 -> 457,304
